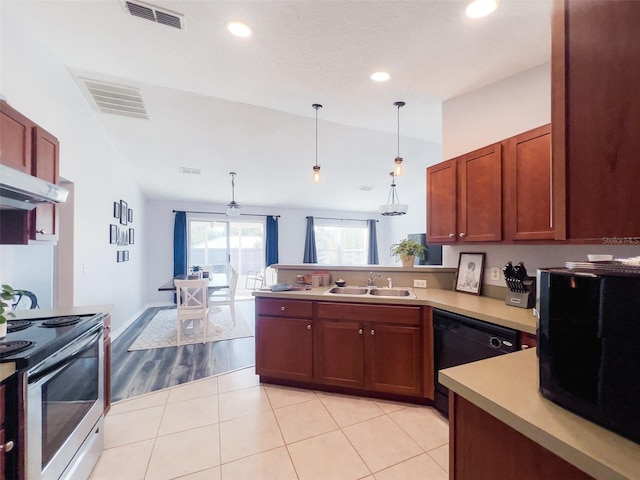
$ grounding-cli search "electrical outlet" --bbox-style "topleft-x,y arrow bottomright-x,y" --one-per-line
413,279 -> 427,288
83,261 -> 88,274
490,267 -> 500,281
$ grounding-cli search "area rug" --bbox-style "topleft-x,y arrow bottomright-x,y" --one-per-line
128,307 -> 254,351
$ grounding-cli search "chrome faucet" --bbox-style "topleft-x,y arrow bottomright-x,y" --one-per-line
367,272 -> 380,286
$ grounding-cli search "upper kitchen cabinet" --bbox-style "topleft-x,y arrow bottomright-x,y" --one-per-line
0,101 -> 61,244
0,101 -> 33,173
504,125 -> 553,241
552,0 -> 640,241
427,144 -> 502,244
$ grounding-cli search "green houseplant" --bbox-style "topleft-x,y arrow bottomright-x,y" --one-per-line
390,239 -> 426,267
1,284 -> 16,338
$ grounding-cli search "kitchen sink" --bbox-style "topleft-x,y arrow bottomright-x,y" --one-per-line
324,286 -> 416,299
325,286 -> 369,295
368,287 -> 415,298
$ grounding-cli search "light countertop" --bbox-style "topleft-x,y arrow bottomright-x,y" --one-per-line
253,287 -> 537,334
439,349 -> 640,480
11,304 -> 114,320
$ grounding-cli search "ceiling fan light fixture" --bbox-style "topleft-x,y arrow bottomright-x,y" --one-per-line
226,171 -> 241,216
465,0 -> 499,18
312,103 -> 323,183
380,172 -> 408,216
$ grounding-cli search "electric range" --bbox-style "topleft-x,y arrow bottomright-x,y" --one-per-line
1,312 -> 106,480
0,313 -> 105,370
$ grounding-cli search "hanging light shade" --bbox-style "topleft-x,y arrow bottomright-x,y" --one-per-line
312,103 -> 322,183
379,172 -> 408,216
226,171 -> 241,216
393,101 -> 405,176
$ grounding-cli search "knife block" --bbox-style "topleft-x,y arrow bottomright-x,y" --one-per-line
505,276 -> 536,309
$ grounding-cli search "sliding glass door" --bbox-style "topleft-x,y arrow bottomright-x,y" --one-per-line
188,218 -> 264,282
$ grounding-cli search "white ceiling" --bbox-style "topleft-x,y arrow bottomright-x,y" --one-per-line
1,0 -> 551,212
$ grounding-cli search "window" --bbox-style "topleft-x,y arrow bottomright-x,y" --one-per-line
188,218 -> 264,277
314,221 -> 368,265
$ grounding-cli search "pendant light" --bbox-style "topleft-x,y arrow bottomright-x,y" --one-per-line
379,171 -> 408,216
226,171 -> 241,216
393,101 -> 405,176
312,103 -> 323,183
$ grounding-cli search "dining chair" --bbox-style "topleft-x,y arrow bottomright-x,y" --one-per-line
174,278 -> 210,346
209,268 -> 239,328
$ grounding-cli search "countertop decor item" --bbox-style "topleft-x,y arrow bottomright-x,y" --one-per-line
455,252 -> 485,295
390,239 -> 425,266
0,283 -> 16,338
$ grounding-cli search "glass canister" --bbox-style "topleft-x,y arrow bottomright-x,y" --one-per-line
311,274 -> 321,287
321,273 -> 331,287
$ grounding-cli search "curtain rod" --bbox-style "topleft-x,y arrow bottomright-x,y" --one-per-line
173,210 -> 280,218
307,216 -> 378,223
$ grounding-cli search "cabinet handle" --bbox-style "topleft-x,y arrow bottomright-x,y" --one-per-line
36,229 -> 46,234
358,328 -> 363,335
307,324 -> 311,330
521,344 -> 529,350
370,329 -> 375,336
459,232 -> 466,238
280,306 -> 285,311
448,233 -> 455,238
1,440 -> 14,453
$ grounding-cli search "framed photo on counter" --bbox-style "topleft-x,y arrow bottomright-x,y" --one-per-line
455,252 -> 485,295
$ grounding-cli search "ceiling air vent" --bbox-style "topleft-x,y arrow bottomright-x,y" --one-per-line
79,78 -> 149,119
124,1 -> 184,30
180,167 -> 202,175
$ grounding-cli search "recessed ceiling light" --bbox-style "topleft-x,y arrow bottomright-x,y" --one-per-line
370,71 -> 391,82
227,21 -> 252,37
466,0 -> 499,18
360,186 -> 374,191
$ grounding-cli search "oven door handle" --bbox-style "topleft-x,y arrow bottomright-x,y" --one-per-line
28,325 -> 103,384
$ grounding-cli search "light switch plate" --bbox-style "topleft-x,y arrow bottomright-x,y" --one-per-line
413,279 -> 427,288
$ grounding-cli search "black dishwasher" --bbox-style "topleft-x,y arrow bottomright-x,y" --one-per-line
433,309 -> 519,415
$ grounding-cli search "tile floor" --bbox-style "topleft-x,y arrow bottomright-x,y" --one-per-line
90,367 -> 450,480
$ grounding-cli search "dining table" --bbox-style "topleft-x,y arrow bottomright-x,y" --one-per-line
158,274 -> 229,293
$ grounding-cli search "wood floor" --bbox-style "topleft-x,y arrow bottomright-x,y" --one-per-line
110,299 -> 256,402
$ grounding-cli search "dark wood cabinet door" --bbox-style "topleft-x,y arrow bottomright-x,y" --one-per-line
315,320 -> 365,389
552,0 -> 640,240
366,324 -> 422,397
427,159 -> 457,244
256,316 -> 313,382
0,101 -> 32,173
458,144 -> 502,242
505,125 -> 553,241
30,126 -> 59,241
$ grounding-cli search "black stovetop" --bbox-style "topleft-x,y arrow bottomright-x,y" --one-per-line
0,313 -> 104,370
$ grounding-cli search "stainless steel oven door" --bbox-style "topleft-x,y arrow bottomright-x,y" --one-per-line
27,323 -> 104,480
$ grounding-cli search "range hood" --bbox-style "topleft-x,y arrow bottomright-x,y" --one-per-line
0,164 -> 68,211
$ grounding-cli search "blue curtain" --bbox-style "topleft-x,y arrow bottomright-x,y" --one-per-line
367,219 -> 379,265
173,211 -> 187,277
265,216 -> 279,267
303,216 -> 317,263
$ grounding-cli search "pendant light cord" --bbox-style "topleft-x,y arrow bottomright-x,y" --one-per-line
312,104 -> 322,167
397,103 -> 400,159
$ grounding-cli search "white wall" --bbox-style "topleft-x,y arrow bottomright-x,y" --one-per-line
440,63 -> 640,282
0,13 -> 146,334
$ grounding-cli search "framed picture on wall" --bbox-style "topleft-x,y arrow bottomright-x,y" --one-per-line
124,250 -> 130,261
109,224 -> 117,244
455,252 -> 485,295
117,250 -> 124,262
120,200 -> 128,225
129,228 -> 134,245
128,208 -> 133,223
113,202 -> 120,219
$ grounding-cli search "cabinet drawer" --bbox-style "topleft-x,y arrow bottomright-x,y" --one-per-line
317,302 -> 420,326
257,298 -> 313,318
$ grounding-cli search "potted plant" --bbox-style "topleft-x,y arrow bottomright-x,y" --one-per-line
390,239 -> 426,267
189,265 -> 202,279
1,284 -> 16,338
